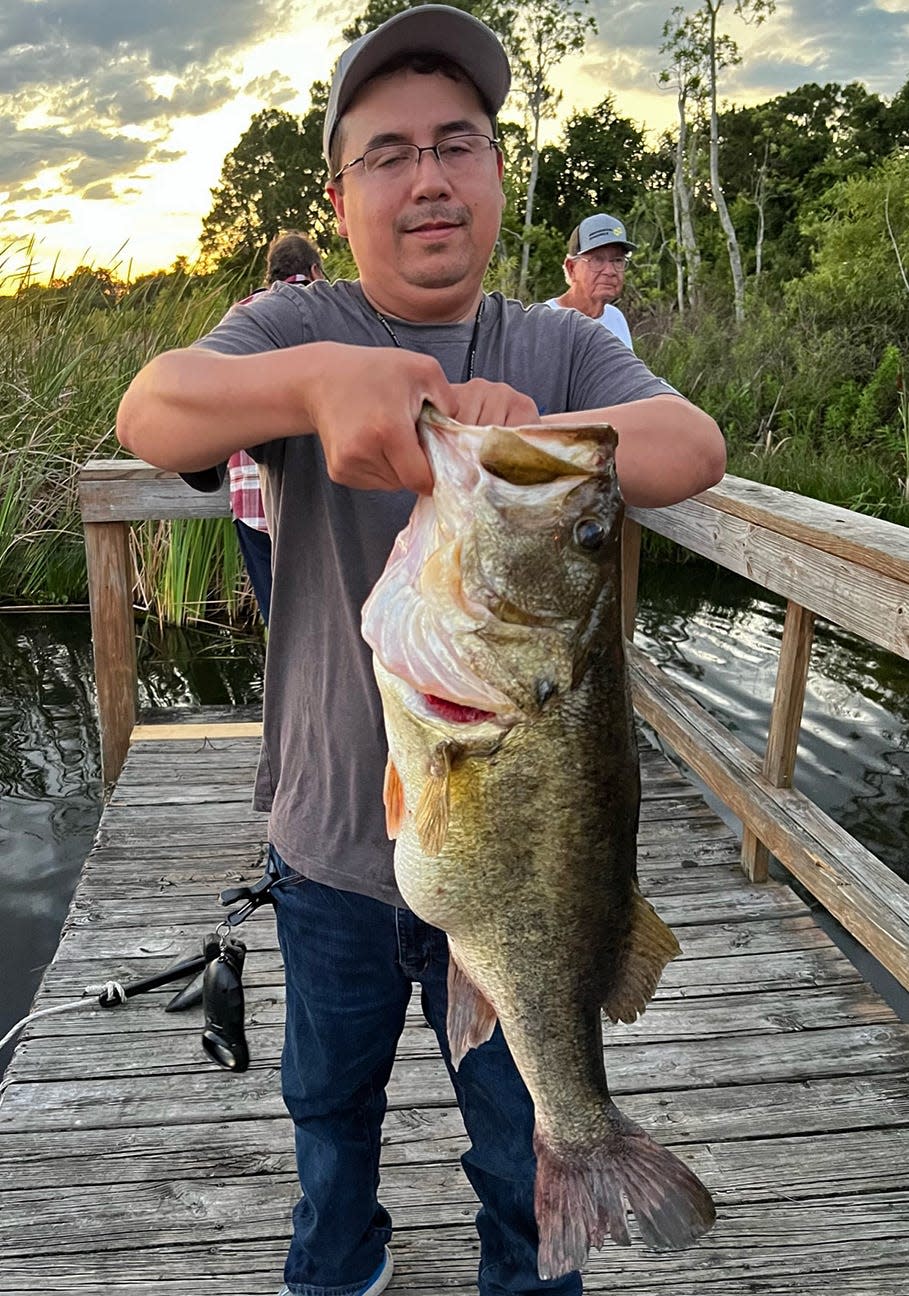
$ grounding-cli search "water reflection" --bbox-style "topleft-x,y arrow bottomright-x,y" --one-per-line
0,613 -> 101,1075
637,565 -> 909,883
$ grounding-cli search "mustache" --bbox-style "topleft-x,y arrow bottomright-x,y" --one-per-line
397,206 -> 471,233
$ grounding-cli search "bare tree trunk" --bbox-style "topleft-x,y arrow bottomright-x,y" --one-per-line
518,86 -> 543,299
707,5 -> 745,321
672,179 -> 685,315
753,144 -> 768,282
675,91 -> 701,310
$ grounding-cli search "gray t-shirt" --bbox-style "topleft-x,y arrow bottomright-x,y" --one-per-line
192,278 -> 676,905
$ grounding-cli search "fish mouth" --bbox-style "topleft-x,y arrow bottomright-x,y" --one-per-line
423,693 -> 497,724
388,673 -> 516,733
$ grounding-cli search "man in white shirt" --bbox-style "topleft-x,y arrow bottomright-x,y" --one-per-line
546,213 -> 636,349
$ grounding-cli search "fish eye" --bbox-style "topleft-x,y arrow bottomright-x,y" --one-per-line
573,518 -> 606,550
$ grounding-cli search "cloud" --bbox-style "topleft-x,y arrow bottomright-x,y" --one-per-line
588,0 -> 909,103
0,118 -> 156,189
81,181 -> 117,200
0,0 -> 299,192
0,0 -> 297,91
5,184 -> 43,201
24,208 -> 71,224
244,71 -> 299,107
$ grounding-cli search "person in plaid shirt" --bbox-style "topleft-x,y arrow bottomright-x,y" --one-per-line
228,231 -> 325,624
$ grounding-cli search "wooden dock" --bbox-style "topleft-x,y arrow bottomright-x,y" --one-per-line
2,709 -> 908,1294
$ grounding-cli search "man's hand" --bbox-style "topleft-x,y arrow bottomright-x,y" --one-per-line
308,344 -> 457,494
451,379 -> 539,428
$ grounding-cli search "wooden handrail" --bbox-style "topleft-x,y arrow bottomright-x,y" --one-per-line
78,459 -> 909,987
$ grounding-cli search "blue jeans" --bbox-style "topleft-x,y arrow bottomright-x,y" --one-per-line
234,518 -> 272,625
270,849 -> 582,1296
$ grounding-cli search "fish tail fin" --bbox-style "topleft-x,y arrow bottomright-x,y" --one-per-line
533,1110 -> 715,1279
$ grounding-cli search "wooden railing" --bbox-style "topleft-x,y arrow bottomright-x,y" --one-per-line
79,461 -> 909,989
80,461 -> 231,784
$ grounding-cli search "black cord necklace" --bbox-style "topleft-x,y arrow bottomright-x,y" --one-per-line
369,296 -> 485,383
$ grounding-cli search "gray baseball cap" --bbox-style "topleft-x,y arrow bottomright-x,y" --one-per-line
323,5 -> 511,171
568,213 -> 637,256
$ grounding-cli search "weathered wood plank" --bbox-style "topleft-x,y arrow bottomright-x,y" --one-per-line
36,942 -> 859,1009
629,642 -> 909,987
3,1114 -> 906,1206
629,478 -> 909,657
742,598 -> 815,881
1,1172 -> 908,1273
697,473 -> 909,584
78,460 -> 230,522
83,519 -> 137,784
4,1019 -> 908,1112
20,984 -> 892,1055
4,1265 -> 903,1296
622,515 -> 642,637
4,1067 -> 908,1160
130,721 -> 264,742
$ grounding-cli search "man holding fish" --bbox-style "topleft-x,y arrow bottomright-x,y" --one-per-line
117,7 -> 725,1295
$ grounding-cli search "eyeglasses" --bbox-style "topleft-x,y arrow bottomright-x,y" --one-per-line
572,250 -> 632,270
334,133 -> 500,183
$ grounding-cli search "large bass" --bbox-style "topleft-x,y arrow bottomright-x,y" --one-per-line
361,407 -> 715,1277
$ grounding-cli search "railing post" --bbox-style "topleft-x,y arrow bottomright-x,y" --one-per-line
741,600 -> 815,881
84,520 -> 138,787
621,517 -> 642,641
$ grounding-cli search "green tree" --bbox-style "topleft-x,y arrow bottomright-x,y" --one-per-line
534,97 -> 652,232
199,101 -> 335,276
790,151 -> 909,343
714,81 -> 898,285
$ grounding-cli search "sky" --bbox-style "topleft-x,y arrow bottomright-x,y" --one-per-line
1,0 -> 907,284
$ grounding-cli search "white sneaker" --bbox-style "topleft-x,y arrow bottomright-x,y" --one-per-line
278,1246 -> 393,1296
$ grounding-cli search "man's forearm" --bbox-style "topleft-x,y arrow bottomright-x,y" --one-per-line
116,345 -> 326,471
542,395 -> 725,507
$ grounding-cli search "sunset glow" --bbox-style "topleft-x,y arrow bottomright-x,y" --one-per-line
1,0 -> 906,284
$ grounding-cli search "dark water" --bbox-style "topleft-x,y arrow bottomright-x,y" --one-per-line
1,565 -> 908,1074
0,612 -> 265,1076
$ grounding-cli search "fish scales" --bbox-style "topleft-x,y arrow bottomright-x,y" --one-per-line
362,405 -> 716,1277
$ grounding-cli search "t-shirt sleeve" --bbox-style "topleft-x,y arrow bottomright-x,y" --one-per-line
565,314 -> 680,411
179,289 -> 308,490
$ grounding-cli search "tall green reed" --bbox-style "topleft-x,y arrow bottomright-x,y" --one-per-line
0,245 -> 257,622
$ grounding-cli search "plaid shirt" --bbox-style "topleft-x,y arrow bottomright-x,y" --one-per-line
228,450 -> 268,532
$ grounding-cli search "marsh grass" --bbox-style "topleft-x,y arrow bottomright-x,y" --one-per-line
3,172 -> 908,622
0,246 -> 257,621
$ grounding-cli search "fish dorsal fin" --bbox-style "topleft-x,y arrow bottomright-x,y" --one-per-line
479,427 -> 583,485
383,756 -> 405,840
604,888 -> 681,1024
446,941 -> 498,1069
415,739 -> 458,856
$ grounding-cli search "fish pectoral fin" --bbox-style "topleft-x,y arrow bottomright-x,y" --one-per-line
604,889 -> 681,1024
446,945 -> 498,1069
414,739 -> 458,856
383,756 -> 405,840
